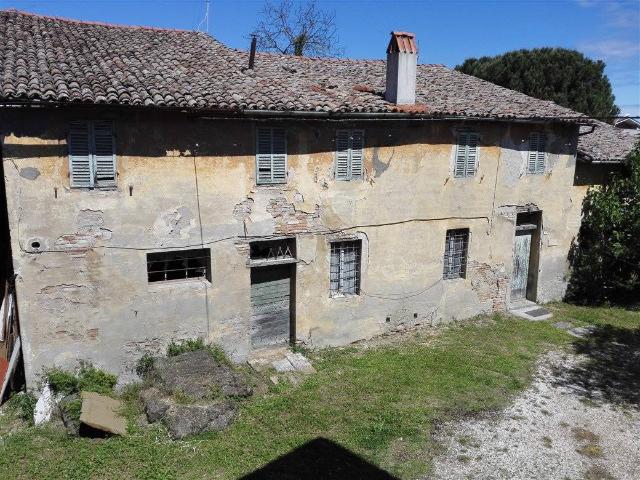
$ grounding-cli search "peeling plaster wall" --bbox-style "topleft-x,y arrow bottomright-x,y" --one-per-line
0,108 -> 581,387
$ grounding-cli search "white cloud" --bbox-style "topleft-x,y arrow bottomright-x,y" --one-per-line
579,39 -> 640,59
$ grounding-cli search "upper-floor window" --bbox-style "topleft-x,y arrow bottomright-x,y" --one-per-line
335,129 -> 364,180
443,228 -> 469,279
68,120 -> 116,188
330,240 -> 361,296
527,132 -> 546,175
256,127 -> 287,184
454,131 -> 479,178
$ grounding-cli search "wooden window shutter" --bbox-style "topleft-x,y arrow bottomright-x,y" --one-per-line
335,130 -> 350,180
93,121 -> 116,186
350,130 -> 364,179
528,132 -> 545,174
454,132 -> 479,178
335,129 -> 364,181
68,121 -> 94,187
256,127 -> 287,184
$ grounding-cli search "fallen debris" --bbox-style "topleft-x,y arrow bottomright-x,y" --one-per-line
79,391 -> 127,436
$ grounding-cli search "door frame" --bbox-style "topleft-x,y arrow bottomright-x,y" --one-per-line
511,210 -> 542,302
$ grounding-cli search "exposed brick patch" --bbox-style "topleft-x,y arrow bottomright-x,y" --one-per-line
266,196 -> 321,235
232,197 -> 254,222
469,261 -> 509,312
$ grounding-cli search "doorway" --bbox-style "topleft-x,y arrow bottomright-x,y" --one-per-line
250,264 -> 295,348
511,211 -> 541,302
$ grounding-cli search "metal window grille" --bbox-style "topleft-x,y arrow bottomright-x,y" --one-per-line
147,248 -> 211,283
330,240 -> 361,295
443,229 -> 469,279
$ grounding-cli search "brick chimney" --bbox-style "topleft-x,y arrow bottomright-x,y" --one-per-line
385,31 -> 418,105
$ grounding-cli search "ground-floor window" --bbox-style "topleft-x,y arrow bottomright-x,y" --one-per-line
443,229 -> 469,279
330,240 -> 361,295
147,248 -> 211,283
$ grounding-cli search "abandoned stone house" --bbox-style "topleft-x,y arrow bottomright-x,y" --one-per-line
0,10 -> 636,389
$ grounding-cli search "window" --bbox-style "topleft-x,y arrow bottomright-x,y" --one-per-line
443,229 -> 469,279
147,248 -> 211,283
256,127 -> 287,184
335,129 -> 364,180
68,120 -> 116,188
454,131 -> 479,178
330,240 -> 361,295
527,132 -> 546,174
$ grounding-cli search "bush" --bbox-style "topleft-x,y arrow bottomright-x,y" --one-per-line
6,392 -> 37,424
46,368 -> 79,396
135,353 -> 155,378
166,338 -> 206,357
567,147 -> 640,304
207,344 -> 230,365
77,363 -> 117,395
45,363 -> 117,396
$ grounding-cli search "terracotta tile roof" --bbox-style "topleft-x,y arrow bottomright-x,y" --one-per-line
0,9 -> 586,122
577,120 -> 639,162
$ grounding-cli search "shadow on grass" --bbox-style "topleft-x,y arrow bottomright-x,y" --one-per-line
555,325 -> 640,407
240,437 -> 398,480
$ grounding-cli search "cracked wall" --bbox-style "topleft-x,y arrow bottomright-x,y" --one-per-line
0,108 -> 582,387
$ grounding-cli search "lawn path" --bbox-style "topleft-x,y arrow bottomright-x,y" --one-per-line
430,351 -> 640,480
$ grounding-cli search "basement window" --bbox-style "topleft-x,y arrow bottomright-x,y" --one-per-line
147,248 -> 211,283
330,240 -> 361,296
443,229 -> 469,279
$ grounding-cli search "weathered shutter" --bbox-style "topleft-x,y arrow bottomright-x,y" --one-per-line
256,127 -> 273,184
466,133 -> 479,177
528,133 -> 545,174
92,121 -> 116,186
256,127 -> 287,184
68,121 -> 93,187
454,133 -> 468,177
535,134 -> 546,174
335,130 -> 350,180
271,128 -> 287,184
350,130 -> 364,179
454,132 -> 479,178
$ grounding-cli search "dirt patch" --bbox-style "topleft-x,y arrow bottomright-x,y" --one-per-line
430,351 -> 640,479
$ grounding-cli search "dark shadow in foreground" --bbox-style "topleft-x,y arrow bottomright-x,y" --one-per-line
239,437 -> 399,480
553,325 -> 640,407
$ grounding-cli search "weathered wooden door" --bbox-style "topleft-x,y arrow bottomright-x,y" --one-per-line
511,231 -> 532,300
250,265 -> 291,347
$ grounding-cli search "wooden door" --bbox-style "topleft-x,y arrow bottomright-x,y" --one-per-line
511,231 -> 532,300
250,265 -> 291,347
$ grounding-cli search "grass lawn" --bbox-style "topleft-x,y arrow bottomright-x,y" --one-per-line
0,303 -> 638,479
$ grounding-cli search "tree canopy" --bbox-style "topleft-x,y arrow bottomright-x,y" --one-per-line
456,48 -> 620,121
252,0 -> 341,57
566,147 -> 640,305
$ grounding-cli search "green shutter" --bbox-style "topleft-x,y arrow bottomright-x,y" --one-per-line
335,129 -> 364,181
454,132 -> 479,178
256,127 -> 287,184
528,133 -> 545,174
335,130 -> 350,180
68,121 -> 93,188
93,121 -> 116,187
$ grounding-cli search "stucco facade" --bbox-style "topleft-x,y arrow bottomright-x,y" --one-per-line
0,107 -> 583,387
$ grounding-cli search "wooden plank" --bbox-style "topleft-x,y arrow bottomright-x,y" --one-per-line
250,265 -> 291,348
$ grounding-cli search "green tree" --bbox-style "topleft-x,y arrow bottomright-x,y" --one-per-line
566,146 -> 640,304
456,48 -> 620,121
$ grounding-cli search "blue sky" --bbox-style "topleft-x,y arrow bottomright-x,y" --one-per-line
1,0 -> 638,117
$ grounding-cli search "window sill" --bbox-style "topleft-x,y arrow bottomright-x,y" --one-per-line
147,278 -> 211,290
330,292 -> 360,299
248,257 -> 298,267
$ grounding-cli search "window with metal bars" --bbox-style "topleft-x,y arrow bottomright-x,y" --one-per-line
330,240 -> 361,295
443,229 -> 469,279
147,248 -> 211,283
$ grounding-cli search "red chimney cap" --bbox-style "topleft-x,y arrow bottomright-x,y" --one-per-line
387,31 -> 418,54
